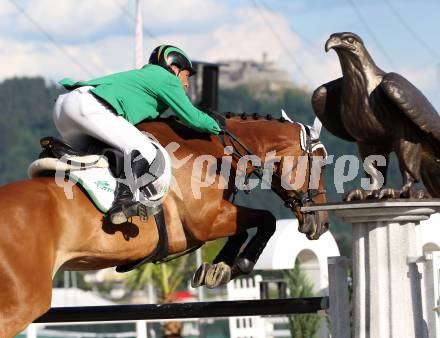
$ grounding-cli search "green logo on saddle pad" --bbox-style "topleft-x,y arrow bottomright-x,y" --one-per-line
94,180 -> 114,193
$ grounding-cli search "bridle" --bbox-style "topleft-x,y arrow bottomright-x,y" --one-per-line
214,113 -> 326,210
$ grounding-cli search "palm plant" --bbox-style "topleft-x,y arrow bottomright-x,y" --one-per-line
125,255 -> 194,337
124,240 -> 227,337
284,264 -> 321,338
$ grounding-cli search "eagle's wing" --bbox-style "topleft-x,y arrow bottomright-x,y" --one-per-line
380,72 -> 440,141
311,78 -> 355,141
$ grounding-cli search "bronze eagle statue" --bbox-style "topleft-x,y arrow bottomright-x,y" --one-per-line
312,32 -> 440,199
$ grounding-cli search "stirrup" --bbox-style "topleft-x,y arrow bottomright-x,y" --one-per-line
109,202 -> 142,225
108,202 -> 161,224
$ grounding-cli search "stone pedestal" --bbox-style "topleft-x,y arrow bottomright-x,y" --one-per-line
302,200 -> 440,338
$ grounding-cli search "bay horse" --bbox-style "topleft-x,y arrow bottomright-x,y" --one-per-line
0,113 -> 329,337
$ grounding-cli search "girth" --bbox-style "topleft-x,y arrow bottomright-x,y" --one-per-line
116,206 -> 169,273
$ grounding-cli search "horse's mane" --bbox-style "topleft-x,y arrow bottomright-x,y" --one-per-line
221,111 -> 289,123
138,112 -> 291,141
149,112 -> 290,124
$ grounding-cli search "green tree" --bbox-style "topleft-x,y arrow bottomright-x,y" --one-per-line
0,77 -> 63,184
284,265 -> 321,338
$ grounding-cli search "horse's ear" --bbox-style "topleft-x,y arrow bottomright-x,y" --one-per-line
281,109 -> 294,123
311,117 -> 322,139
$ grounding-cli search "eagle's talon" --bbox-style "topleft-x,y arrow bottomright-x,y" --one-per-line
399,187 -> 411,199
345,188 -> 404,201
378,188 -> 399,199
366,189 -> 380,199
399,187 -> 428,199
344,189 -> 369,201
414,189 -> 428,199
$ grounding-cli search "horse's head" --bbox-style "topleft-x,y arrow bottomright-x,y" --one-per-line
219,113 -> 330,240
275,116 -> 330,240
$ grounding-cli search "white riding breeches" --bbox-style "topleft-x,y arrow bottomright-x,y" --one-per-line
52,86 -> 157,164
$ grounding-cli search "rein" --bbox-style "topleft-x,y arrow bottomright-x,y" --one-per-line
213,113 -> 325,209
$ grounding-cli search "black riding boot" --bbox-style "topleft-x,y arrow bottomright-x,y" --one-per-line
107,180 -> 139,224
107,149 -> 164,224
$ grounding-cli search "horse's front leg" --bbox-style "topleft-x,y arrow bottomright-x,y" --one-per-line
191,231 -> 248,288
192,202 -> 276,289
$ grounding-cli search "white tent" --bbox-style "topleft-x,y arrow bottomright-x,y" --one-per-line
254,218 -> 340,292
51,287 -> 116,307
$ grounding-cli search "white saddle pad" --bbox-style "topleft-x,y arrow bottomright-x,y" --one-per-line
28,142 -> 172,213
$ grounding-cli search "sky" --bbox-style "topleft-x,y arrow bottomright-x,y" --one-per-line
1,0 -> 439,108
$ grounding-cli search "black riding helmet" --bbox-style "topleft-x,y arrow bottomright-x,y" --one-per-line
149,45 -> 196,76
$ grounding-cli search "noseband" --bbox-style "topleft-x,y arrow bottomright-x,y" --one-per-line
214,113 -> 326,209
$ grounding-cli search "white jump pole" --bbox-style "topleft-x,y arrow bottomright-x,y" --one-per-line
26,324 -> 37,338
136,320 -> 148,338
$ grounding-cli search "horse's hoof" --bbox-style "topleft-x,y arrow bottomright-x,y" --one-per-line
191,262 -> 211,288
205,262 -> 231,289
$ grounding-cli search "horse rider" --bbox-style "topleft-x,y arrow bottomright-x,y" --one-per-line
53,45 -> 222,224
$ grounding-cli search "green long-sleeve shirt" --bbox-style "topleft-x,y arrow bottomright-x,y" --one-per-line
59,64 -> 221,134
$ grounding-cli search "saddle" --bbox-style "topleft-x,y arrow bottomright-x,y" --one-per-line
38,136 -> 128,178
29,136 -> 172,272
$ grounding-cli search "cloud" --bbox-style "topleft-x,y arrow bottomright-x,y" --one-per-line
0,35 -> 134,81
0,1 -> 15,16
400,63 -> 440,109
9,0 -> 121,41
204,8 -> 300,63
0,3 -> 372,87
140,0 -> 228,33
0,0 -> 438,112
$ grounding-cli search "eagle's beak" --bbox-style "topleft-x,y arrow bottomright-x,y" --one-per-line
325,36 -> 341,52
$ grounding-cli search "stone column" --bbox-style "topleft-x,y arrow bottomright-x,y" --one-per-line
302,200 -> 440,338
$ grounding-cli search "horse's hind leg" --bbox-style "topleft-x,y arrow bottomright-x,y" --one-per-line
0,265 -> 53,338
0,235 -> 54,338
0,269 -> 53,337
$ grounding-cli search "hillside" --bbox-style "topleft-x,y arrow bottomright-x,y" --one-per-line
0,77 -> 63,183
